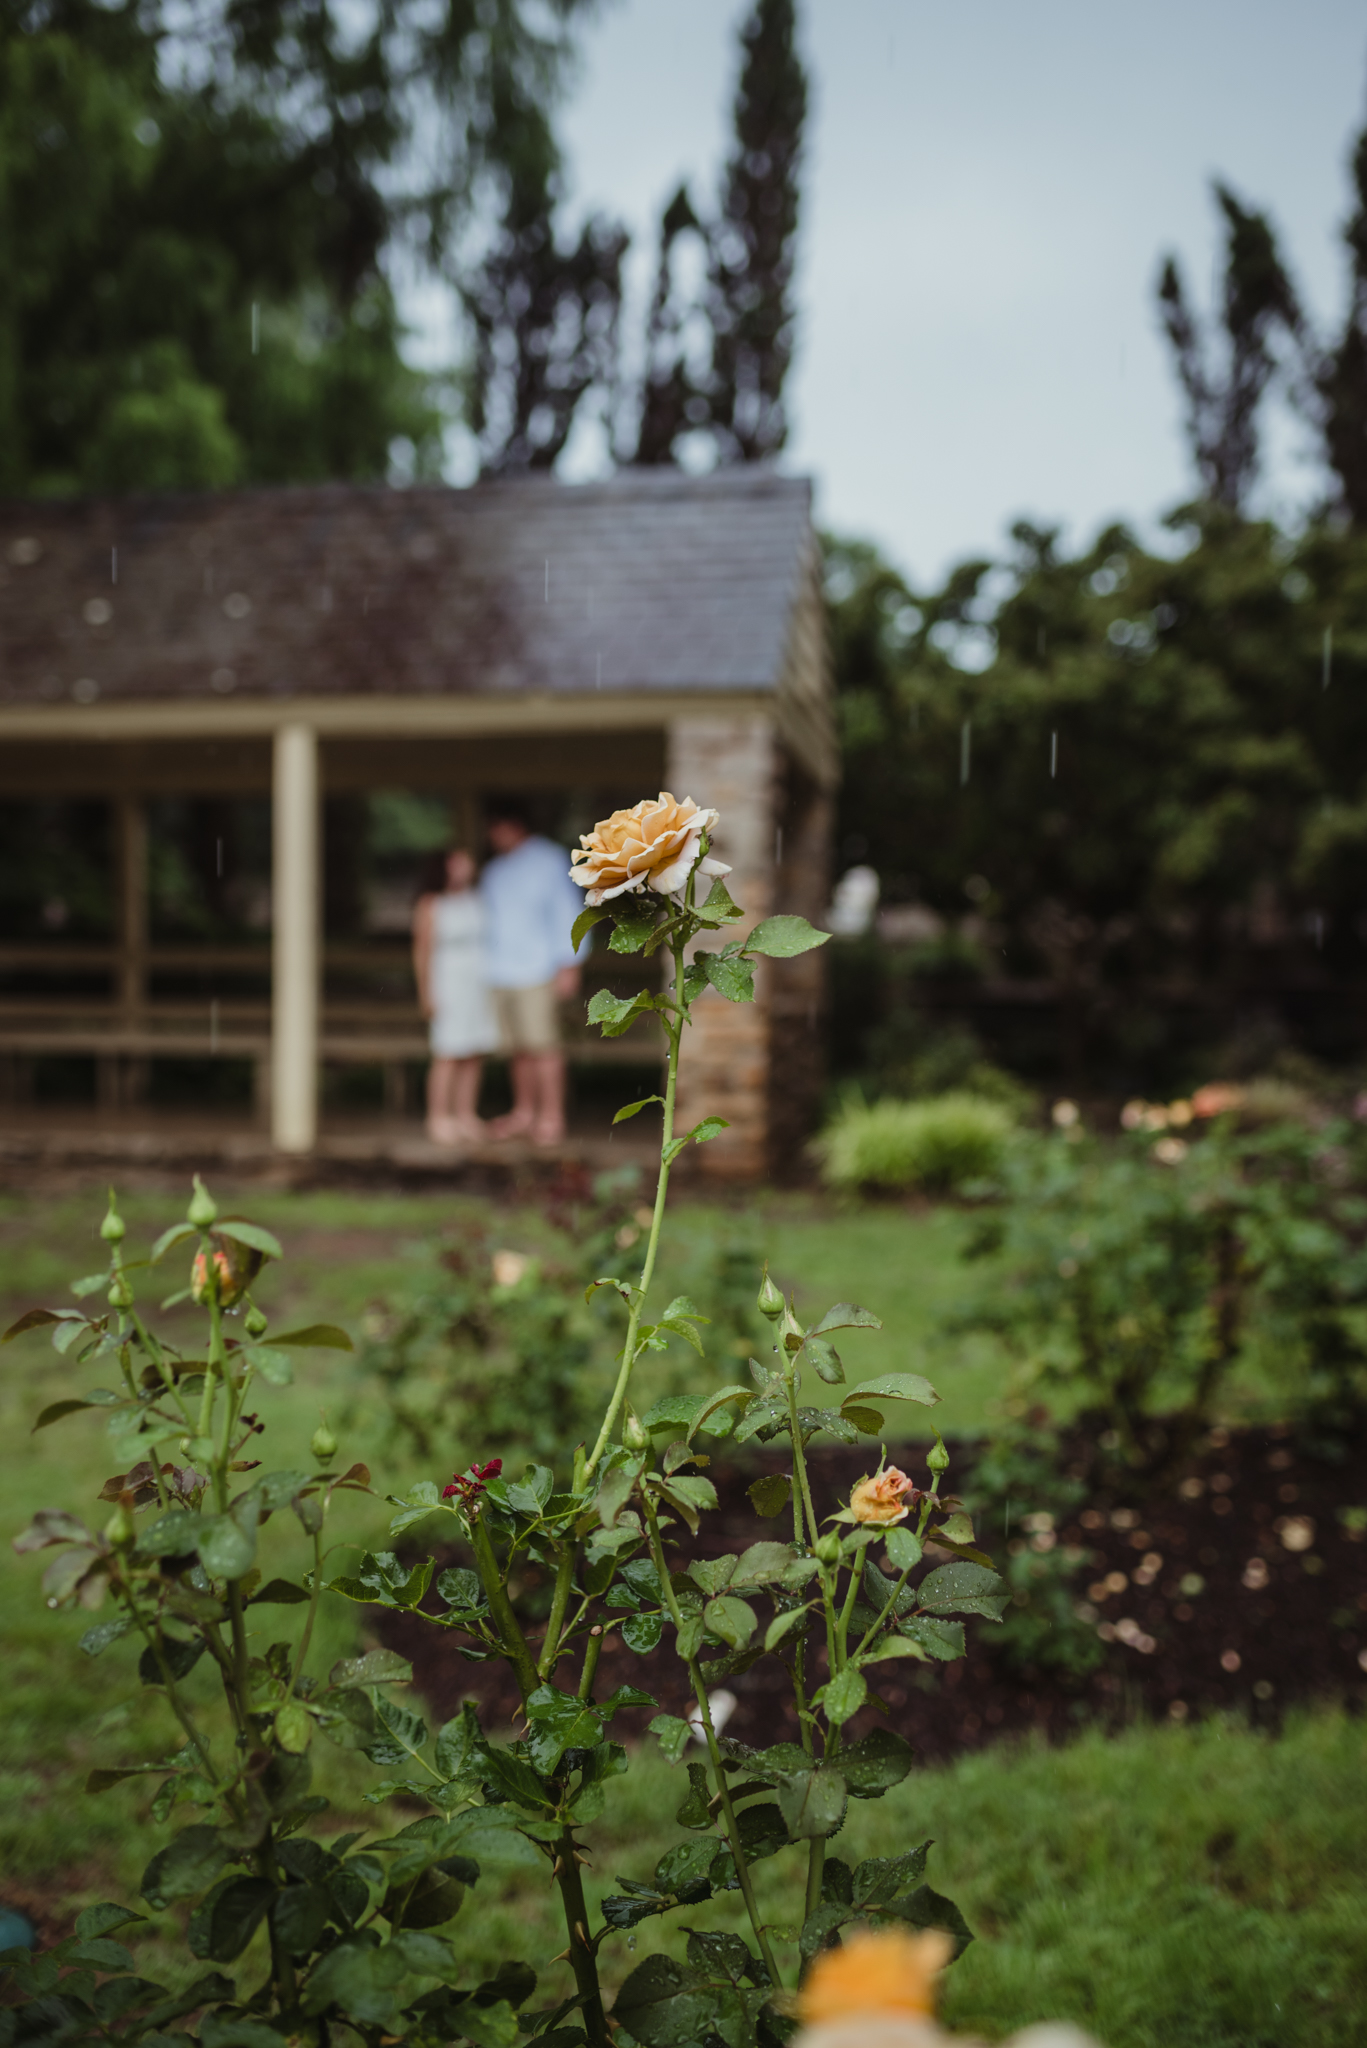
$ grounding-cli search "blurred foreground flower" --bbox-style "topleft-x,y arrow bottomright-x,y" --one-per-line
793,1927 -> 1102,2048
1191,1081 -> 1244,1118
569,792 -> 730,904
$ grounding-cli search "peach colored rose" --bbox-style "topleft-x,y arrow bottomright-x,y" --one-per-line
849,1465 -> 916,1525
569,792 -> 730,906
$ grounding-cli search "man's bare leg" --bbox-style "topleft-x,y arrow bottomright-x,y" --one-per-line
488,1054 -> 538,1138
426,1058 -> 457,1144
449,1058 -> 485,1140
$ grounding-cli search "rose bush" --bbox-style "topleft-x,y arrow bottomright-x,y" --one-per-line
3,799 -> 1021,2048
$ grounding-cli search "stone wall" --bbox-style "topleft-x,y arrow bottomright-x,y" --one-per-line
666,715 -> 831,1180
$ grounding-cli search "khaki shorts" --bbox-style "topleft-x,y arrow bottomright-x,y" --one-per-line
493,980 -> 561,1055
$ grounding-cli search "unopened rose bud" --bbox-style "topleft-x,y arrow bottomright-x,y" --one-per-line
100,1196 -> 125,1244
756,1269 -> 785,1322
926,1435 -> 950,1477
780,1303 -> 805,1354
622,1407 -> 649,1452
311,1420 -> 338,1462
244,1304 -> 269,1338
813,1532 -> 842,1565
187,1176 -> 217,1229
107,1275 -> 133,1310
104,1500 -> 135,1548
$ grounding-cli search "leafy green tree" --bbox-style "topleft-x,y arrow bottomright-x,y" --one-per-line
0,0 -> 597,493
826,512 -> 1367,1087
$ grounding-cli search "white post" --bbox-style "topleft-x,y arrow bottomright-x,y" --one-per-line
271,722 -> 319,1152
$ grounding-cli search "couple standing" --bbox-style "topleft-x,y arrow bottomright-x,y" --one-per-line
413,799 -> 582,1148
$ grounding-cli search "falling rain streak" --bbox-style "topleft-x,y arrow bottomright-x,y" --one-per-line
251,303 -> 260,355
1050,731 -> 1058,778
110,548 -> 118,587
960,719 -> 972,786
1323,625 -> 1333,690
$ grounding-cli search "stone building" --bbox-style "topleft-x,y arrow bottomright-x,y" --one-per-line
0,468 -> 835,1177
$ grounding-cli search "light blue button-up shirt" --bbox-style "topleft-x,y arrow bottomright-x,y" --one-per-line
480,836 -> 584,990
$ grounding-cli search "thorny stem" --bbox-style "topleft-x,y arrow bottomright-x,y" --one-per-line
539,1543 -> 579,1681
785,1373 -> 822,1552
470,1513 -> 539,1703
584,937 -> 687,1478
640,1492 -> 782,1987
577,1630 -> 603,1702
284,1527 -> 326,1703
554,1831 -> 609,2048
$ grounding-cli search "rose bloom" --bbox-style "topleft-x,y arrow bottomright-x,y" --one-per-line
798,1929 -> 952,2027
191,1246 -> 241,1306
569,792 -> 731,906
849,1466 -> 916,1525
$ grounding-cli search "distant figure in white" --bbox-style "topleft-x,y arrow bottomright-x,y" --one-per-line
412,847 -> 498,1145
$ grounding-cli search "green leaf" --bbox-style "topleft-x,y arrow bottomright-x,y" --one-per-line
916,1562 -> 1008,1621
613,1096 -> 664,1124
138,1633 -> 208,1688
852,1843 -> 931,1906
688,1554 -> 737,1597
898,1615 -> 966,1662
699,950 -> 754,1003
685,1385 -> 752,1441
675,1615 -> 705,1661
70,1271 -> 112,1298
197,1500 -> 259,1580
609,1954 -> 714,2047
703,1595 -> 757,1649
435,1701 -> 488,1782
747,1472 -> 792,1519
806,1337 -> 845,1385
839,1727 -> 915,1797
249,1577 -> 311,1606
777,1767 -> 848,1840
811,1303 -> 883,1336
742,915 -> 831,958
74,1903 -> 146,1941
3,1307 -> 67,1343
764,1605 -> 813,1654
149,1223 -> 197,1264
571,906 -> 607,954
608,910 -> 656,953
859,1637 -> 930,1666
884,1883 -> 975,1957
187,1875 -> 274,1962
141,1825 -> 230,1909
329,1649 -> 413,1690
213,1220 -> 282,1259
822,1665 -> 868,1727
731,1541 -> 798,1587
32,1398 -> 99,1432
241,1345 -> 293,1387
654,1836 -> 720,1896
649,1713 -> 692,1764
842,1406 -> 885,1436
79,1615 -> 133,1658
696,876 -> 744,925
622,1610 -> 664,1654
586,988 -> 655,1038
884,1527 -> 923,1573
270,1323 -> 353,1350
846,1371 -> 939,1407
685,1117 -> 730,1145
799,1900 -> 853,1959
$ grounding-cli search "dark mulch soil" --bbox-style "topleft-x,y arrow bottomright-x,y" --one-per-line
381,1425 -> 1367,1762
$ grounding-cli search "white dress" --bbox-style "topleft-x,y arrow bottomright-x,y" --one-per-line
428,892 -> 498,1058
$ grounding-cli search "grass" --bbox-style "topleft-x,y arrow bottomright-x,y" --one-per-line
4,1179 -> 1366,2044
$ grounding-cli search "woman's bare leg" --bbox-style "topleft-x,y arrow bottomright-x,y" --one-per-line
427,1058 -> 457,1142
451,1058 -> 484,1138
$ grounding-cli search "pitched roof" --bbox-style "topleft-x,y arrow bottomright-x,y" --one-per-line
0,469 -> 815,707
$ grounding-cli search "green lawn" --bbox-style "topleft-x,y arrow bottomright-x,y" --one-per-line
3,1180 -> 1363,2045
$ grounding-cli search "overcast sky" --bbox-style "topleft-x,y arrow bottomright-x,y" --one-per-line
418,1 -> 1367,589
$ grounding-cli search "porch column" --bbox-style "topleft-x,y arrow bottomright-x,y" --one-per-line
667,714 -> 778,1179
271,722 -> 319,1152
116,796 -> 148,1021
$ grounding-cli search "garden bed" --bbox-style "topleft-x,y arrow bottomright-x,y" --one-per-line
385,1424 -> 1367,1759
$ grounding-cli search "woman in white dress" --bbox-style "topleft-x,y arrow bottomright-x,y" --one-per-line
412,848 -> 499,1144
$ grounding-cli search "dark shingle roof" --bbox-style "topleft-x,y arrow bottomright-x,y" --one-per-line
0,470 -> 813,706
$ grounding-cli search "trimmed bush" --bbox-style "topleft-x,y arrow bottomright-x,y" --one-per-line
815,1089 -> 1014,1192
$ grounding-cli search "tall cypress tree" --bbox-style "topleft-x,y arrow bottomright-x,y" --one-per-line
705,0 -> 806,462
1315,127 -> 1367,523
1157,183 -> 1303,512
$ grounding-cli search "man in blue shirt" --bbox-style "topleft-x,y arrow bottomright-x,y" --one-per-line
480,799 -> 583,1144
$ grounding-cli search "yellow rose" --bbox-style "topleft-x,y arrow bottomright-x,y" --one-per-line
568,792 -> 731,906
849,1465 -> 916,1525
